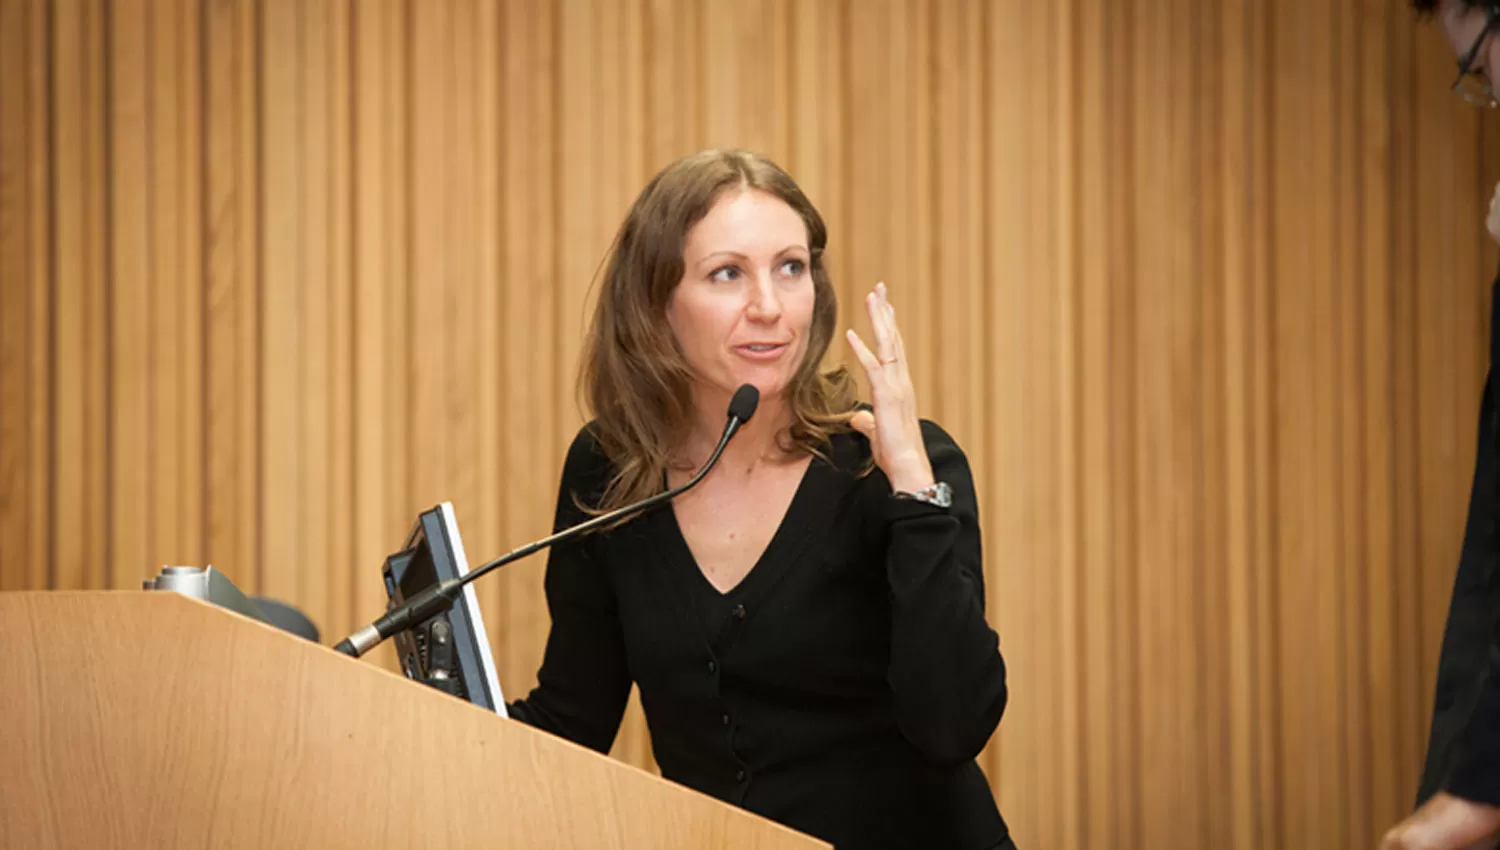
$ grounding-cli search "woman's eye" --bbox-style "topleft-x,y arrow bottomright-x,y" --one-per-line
709,265 -> 741,282
779,259 -> 806,277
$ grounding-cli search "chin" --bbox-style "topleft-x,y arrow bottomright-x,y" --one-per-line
723,373 -> 788,402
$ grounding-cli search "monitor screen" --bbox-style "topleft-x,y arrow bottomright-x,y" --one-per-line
382,502 -> 507,716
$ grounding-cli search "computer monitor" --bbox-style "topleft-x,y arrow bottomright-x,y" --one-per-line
382,502 -> 507,716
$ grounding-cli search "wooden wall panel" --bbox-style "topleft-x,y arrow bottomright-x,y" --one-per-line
494,0 -> 554,731
0,0 -> 45,593
0,0 -> 23,590
110,0 -> 151,593
5,2 -> 1500,847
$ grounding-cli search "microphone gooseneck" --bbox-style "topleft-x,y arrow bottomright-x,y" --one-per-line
334,384 -> 761,658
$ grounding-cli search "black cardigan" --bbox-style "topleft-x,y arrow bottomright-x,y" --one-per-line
508,419 -> 1012,849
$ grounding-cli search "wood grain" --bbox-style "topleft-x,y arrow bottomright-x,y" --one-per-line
3,2 -> 1499,846
0,591 -> 829,850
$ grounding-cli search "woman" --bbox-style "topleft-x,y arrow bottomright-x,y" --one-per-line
507,149 -> 1014,850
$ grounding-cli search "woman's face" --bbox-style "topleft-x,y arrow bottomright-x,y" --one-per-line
667,188 -> 816,408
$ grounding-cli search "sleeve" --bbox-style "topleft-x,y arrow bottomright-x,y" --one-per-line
1446,632 -> 1500,806
881,419 -> 1009,766
1443,375 -> 1500,806
505,427 -> 633,754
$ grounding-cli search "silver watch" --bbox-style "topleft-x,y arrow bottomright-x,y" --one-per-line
892,481 -> 952,508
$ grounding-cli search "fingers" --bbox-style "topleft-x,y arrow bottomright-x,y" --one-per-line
850,282 -> 911,382
866,284 -> 896,364
845,328 -> 881,375
849,409 -> 876,438
1381,793 -> 1500,850
886,288 -> 907,363
866,282 -> 906,367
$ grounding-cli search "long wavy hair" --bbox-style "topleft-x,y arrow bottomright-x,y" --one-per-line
578,149 -> 858,512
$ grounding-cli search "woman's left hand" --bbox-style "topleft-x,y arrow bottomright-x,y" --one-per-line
844,282 -> 936,493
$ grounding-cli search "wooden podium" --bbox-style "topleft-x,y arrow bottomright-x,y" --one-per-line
0,591 -> 829,850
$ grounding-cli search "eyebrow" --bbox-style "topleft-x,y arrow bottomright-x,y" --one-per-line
695,246 -> 811,267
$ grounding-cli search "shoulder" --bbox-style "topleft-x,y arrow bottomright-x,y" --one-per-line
564,421 -> 607,462
560,422 -> 616,501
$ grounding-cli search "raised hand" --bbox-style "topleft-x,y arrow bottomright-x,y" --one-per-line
844,282 -> 936,494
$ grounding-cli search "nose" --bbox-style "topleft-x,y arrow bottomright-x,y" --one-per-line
745,271 -> 783,323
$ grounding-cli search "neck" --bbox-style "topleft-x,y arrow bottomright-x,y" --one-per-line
682,388 -> 793,472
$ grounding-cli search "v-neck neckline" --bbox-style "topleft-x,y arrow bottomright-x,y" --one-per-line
661,453 -> 821,601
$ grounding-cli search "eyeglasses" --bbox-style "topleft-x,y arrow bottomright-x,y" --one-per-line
1454,3 -> 1500,108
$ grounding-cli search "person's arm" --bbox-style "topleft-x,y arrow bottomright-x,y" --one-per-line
1379,173 -> 1500,850
1389,638 -> 1500,849
1447,300 -> 1500,808
1381,358 -> 1500,850
1442,615 -> 1500,799
506,429 -> 632,754
882,420 -> 1008,766
842,281 -> 1009,766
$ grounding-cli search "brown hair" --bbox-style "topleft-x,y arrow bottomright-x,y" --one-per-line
578,149 -> 858,512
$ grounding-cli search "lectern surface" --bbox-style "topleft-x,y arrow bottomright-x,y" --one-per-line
0,591 -> 829,850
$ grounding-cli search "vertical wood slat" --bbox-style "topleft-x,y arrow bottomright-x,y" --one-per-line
496,0 -> 555,706
1386,1 -> 1427,803
349,0 -> 386,659
229,0 -> 262,593
1195,0 -> 1231,842
204,0 -> 257,591
110,0 -> 151,592
319,0 -> 355,641
1359,0 -> 1401,830
296,0 -> 329,634
409,0 -> 449,521
260,0 -> 302,606
0,0 -> 27,587
1133,2 -> 1199,845
49,0 -> 82,591
5,3 -> 1500,847
843,1 -> 891,406
643,0 -> 702,171
1072,0 -> 1128,844
1336,4 -> 1372,846
1047,0 -> 1084,840
1273,0 -> 1339,840
445,0 -> 480,577
151,0 -> 183,579
0,0 -> 47,592
178,0 -> 206,577
472,0 -> 503,677
24,0 -> 51,596
1247,1 -> 1284,844
349,0 -> 407,673
1219,0 -> 1269,846
81,1 -> 110,592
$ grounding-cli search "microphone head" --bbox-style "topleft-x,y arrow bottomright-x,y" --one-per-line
728,384 -> 759,424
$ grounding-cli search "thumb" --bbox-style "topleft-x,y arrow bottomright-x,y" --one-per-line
849,409 -> 876,440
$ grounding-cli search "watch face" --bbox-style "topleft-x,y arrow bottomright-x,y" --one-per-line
893,482 -> 952,507
932,482 -> 953,507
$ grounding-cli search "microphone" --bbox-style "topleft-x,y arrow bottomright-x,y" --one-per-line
334,383 -> 760,658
